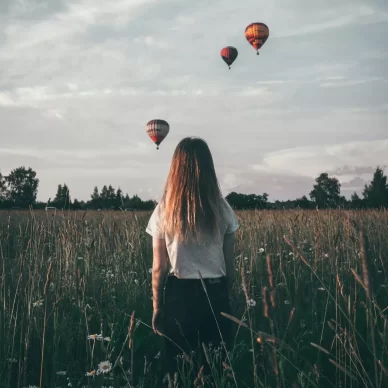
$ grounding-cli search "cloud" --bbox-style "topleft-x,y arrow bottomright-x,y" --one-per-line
252,139 -> 388,178
328,165 -> 385,176
320,77 -> 383,88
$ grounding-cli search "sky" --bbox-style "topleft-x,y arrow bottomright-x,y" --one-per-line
0,0 -> 387,203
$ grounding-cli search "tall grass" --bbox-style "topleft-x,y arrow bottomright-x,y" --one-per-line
0,209 -> 387,387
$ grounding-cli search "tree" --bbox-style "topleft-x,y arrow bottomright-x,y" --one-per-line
5,166 -> 39,207
309,173 -> 341,208
90,186 -> 100,209
350,192 -> 365,209
295,195 -> 312,209
362,167 -> 388,208
225,192 -> 268,210
53,183 -> 71,208
116,188 -> 123,208
0,171 -> 7,201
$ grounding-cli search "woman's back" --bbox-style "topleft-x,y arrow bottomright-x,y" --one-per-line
146,196 -> 239,278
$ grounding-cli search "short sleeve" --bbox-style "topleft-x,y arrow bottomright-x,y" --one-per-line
223,199 -> 239,234
145,204 -> 165,239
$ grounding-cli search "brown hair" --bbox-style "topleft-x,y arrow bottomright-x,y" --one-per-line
161,137 -> 222,243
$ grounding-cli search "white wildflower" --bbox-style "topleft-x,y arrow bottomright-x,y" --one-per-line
87,333 -> 103,341
247,299 -> 256,307
97,360 -> 112,374
284,300 -> 290,305
33,299 -> 44,307
258,248 -> 265,253
317,287 -> 325,291
324,253 -> 329,258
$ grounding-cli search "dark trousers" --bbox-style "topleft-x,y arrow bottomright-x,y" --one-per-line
161,275 -> 232,375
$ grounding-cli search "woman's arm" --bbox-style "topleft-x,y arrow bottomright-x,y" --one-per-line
151,237 -> 169,311
223,232 -> 236,295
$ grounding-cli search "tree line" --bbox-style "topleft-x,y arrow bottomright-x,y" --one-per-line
0,166 -> 387,211
0,167 -> 155,211
226,167 -> 388,210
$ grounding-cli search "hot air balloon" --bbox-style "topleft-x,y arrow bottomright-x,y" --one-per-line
146,119 -> 169,150
221,46 -> 238,69
245,22 -> 269,55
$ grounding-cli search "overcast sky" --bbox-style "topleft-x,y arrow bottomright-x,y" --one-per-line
0,0 -> 387,202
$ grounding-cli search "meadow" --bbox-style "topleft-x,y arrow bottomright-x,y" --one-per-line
0,209 -> 387,388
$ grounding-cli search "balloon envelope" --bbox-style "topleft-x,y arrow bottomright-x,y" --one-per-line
146,119 -> 169,149
221,46 -> 238,68
245,23 -> 269,54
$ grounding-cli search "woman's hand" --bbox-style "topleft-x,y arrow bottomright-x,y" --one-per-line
152,308 -> 164,336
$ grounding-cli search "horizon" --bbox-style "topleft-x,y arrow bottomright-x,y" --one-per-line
1,0 -> 387,203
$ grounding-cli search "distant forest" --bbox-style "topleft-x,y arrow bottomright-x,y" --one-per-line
0,166 -> 387,210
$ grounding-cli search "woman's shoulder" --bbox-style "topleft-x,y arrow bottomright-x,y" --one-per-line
219,196 -> 235,211
219,197 -> 238,219
218,196 -> 239,234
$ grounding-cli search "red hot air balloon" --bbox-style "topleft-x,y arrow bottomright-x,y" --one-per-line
146,119 -> 169,150
245,23 -> 269,55
220,46 -> 238,69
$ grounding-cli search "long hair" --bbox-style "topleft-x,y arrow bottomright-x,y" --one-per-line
161,137 -> 222,243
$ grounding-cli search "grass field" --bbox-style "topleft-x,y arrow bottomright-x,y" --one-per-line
0,209 -> 387,388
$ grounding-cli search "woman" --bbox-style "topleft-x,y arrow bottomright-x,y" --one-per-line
146,137 -> 239,376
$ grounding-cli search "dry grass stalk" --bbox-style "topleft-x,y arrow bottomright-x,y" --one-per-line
311,342 -> 330,355
167,373 -> 173,388
359,228 -> 371,300
288,307 -> 295,326
336,273 -> 345,299
378,360 -> 388,377
183,352 -> 194,367
220,312 -> 249,329
194,365 -> 205,387
43,261 -> 52,297
351,269 -> 367,292
257,331 -> 291,351
128,311 -> 135,349
272,348 -> 279,377
266,254 -> 274,289
283,236 -> 310,267
202,343 -> 211,366
329,359 -> 358,381
262,287 -> 269,318
240,263 -> 249,301
270,289 -> 276,308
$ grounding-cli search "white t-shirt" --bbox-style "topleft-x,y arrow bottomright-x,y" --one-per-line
145,198 -> 239,279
